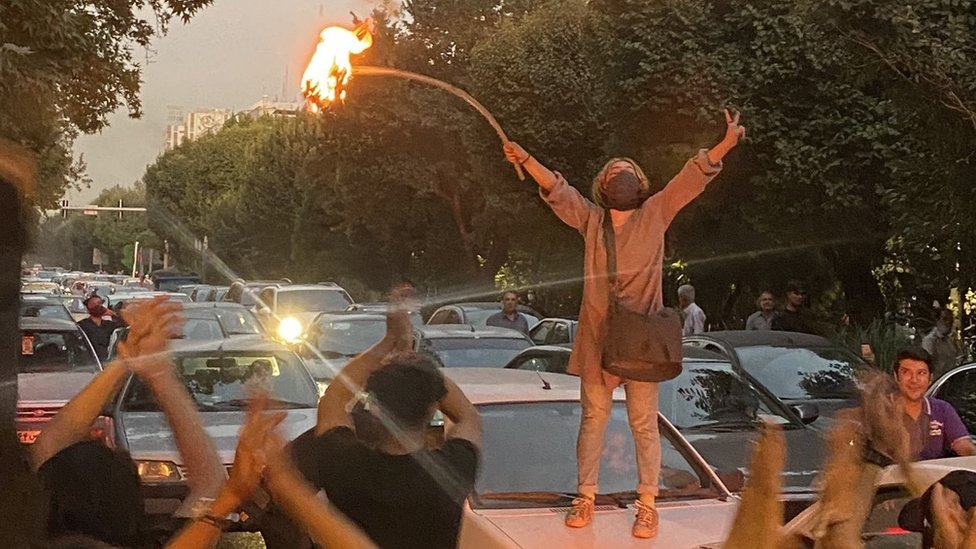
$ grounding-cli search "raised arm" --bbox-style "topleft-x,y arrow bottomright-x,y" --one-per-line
28,359 -> 129,471
438,377 -> 482,449
504,142 -> 559,192
657,109 -> 746,224
119,297 -> 226,516
316,285 -> 415,434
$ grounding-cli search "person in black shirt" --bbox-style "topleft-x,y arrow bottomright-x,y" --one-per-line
76,293 -> 121,361
771,280 -> 821,335
267,286 -> 482,549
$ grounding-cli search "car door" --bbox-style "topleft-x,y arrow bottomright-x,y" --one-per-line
932,366 -> 976,436
547,321 -> 572,345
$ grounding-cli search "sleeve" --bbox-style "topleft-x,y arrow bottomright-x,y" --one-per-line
437,438 -> 480,500
654,149 -> 723,226
745,313 -> 757,330
289,426 -> 358,488
942,403 -> 971,446
694,309 -> 706,334
921,334 -> 936,355
539,171 -> 597,234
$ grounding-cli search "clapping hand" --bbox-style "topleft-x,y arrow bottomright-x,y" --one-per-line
117,296 -> 183,381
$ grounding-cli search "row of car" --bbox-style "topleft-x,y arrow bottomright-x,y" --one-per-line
17,275 -> 976,547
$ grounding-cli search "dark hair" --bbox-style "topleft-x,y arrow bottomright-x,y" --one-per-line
895,346 -> 934,374
501,290 -> 519,300
786,280 -> 806,293
38,441 -> 146,547
363,352 -> 447,430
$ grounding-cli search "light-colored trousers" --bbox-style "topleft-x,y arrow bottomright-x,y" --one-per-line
577,380 -> 660,498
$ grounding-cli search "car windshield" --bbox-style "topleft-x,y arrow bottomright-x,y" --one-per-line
735,345 -> 862,399
310,318 -> 386,357
212,309 -> 263,335
121,352 -> 318,412
19,300 -> 72,322
19,330 -> 99,373
421,337 -> 533,368
277,289 -> 351,314
659,362 -> 796,430
156,277 -> 199,292
471,402 -> 720,508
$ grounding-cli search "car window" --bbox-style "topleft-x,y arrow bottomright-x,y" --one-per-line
19,301 -> 72,322
428,310 -> 451,324
471,402 -> 720,507
18,330 -> 99,373
529,321 -> 553,345
276,289 -> 352,314
258,288 -> 275,310
735,345 -> 862,400
549,322 -> 571,345
182,318 -> 224,340
420,337 -> 532,368
659,363 -> 795,430
310,318 -> 386,358
934,368 -> 976,435
213,309 -> 264,335
122,352 -> 317,412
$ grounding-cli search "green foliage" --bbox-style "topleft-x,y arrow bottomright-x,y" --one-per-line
0,0 -> 213,208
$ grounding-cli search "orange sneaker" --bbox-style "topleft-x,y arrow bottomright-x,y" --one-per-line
632,500 -> 658,539
565,497 -> 594,528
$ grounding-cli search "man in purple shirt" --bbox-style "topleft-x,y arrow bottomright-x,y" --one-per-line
895,346 -> 976,460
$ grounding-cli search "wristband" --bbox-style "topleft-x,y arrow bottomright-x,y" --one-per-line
519,154 -> 532,165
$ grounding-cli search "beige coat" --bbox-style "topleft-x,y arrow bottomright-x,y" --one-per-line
541,150 -> 722,386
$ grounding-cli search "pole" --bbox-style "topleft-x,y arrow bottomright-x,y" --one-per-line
131,241 -> 139,278
163,240 -> 170,270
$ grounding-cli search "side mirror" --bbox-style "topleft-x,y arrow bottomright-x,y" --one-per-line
791,402 -> 820,425
716,468 -> 745,493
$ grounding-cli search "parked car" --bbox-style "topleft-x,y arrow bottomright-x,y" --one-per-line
503,345 -> 572,374
16,317 -> 104,445
926,362 -> 976,439
222,278 -> 291,309
415,325 -> 533,368
255,283 -> 353,343
189,284 -> 230,303
684,331 -> 866,422
21,280 -> 62,295
298,311 -> 388,381
345,302 -> 424,327
176,284 -> 203,297
448,368 -> 739,548
661,346 -> 825,519
146,270 -> 201,292
427,302 -> 542,329
783,455 -> 976,548
105,303 -> 267,361
109,338 -> 320,518
528,317 -> 578,346
19,294 -> 73,322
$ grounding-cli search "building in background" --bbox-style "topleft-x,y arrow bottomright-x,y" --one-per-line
164,107 -> 232,151
244,95 -> 302,119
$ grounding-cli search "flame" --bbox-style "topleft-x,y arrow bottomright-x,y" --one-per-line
301,23 -> 373,111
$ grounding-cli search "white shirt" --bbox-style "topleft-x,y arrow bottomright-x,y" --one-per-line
682,302 -> 706,336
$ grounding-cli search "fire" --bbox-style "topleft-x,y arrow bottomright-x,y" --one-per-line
301,23 -> 373,111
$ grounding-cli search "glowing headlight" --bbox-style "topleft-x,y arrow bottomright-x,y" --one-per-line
135,460 -> 182,482
278,317 -> 304,342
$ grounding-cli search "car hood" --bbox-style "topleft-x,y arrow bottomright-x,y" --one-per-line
683,427 -> 823,493
18,372 -> 99,404
461,499 -> 735,548
120,408 -> 316,463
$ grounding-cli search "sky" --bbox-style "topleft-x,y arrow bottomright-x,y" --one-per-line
69,0 -> 374,204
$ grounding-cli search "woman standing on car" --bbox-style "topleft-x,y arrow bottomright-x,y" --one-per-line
503,109 -> 745,539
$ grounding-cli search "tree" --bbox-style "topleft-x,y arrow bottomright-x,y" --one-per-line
0,0 -> 214,209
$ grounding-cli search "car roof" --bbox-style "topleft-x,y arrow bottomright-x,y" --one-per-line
20,294 -> 62,302
416,324 -> 530,339
275,284 -> 346,292
19,317 -> 79,331
315,311 -> 385,322
184,302 -> 250,310
443,368 -> 610,405
169,338 -> 289,354
693,330 -> 833,347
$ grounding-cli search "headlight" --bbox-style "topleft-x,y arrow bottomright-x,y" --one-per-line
277,317 -> 304,343
135,460 -> 182,482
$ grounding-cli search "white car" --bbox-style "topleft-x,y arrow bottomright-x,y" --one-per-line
448,369 -> 739,549
783,455 -> 976,547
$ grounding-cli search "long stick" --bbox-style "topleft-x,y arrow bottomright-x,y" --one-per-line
351,65 -> 525,181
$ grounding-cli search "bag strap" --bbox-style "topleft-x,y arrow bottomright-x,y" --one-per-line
601,210 -> 618,297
